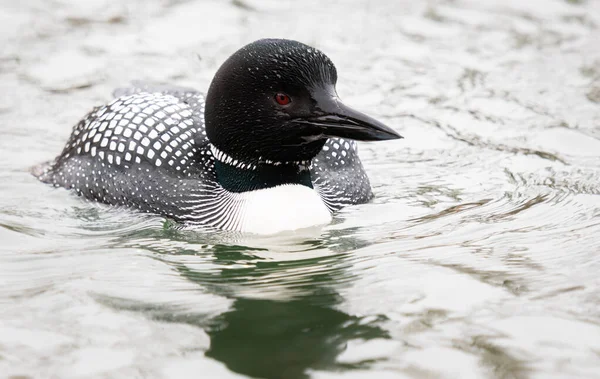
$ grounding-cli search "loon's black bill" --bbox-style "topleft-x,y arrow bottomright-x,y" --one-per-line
307,100 -> 402,142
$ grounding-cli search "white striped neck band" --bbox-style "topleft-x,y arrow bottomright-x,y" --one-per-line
209,144 -> 311,171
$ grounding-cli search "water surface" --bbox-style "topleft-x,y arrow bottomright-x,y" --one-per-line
1,0 -> 600,378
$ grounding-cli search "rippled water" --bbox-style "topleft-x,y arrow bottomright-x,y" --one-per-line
1,0 -> 600,378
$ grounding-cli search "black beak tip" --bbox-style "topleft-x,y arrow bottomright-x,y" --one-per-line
370,124 -> 403,141
387,130 -> 404,140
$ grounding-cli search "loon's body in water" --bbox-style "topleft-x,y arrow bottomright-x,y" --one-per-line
36,39 -> 402,234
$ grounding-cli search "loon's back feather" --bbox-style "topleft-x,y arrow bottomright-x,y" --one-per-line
37,84 -> 373,229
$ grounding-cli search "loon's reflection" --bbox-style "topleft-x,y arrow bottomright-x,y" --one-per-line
112,226 -> 388,378
177,243 -> 390,379
204,297 -> 389,379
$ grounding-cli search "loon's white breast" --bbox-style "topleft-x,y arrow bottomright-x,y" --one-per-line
211,184 -> 332,235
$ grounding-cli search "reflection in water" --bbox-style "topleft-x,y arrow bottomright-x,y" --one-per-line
205,298 -> 389,379
172,244 -> 389,379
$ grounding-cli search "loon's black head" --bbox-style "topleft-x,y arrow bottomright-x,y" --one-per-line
205,38 -> 401,165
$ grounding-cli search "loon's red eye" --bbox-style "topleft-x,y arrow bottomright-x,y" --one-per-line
275,93 -> 291,106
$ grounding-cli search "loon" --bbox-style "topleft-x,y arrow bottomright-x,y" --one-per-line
35,39 -> 402,234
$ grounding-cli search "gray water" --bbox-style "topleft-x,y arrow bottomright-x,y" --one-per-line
1,0 -> 600,378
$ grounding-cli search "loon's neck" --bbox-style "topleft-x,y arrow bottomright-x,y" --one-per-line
211,145 -> 313,193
